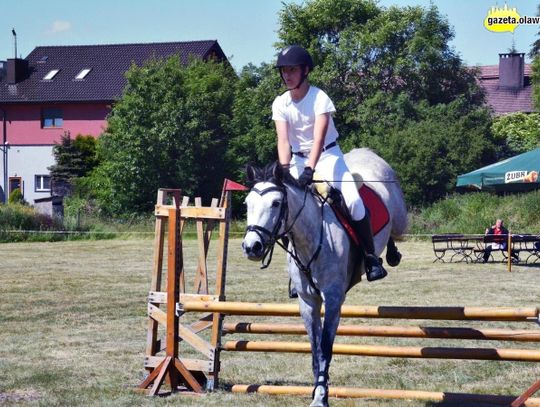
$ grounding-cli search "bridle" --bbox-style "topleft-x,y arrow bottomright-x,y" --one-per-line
245,184 -> 289,268
245,182 -> 328,291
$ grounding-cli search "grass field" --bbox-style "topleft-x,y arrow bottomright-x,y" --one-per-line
1,238 -> 539,406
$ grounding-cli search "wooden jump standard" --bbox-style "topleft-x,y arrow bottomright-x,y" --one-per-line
139,180 -> 540,406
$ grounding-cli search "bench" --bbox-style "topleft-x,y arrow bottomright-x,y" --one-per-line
432,234 -> 479,263
511,235 -> 540,264
470,235 -> 540,264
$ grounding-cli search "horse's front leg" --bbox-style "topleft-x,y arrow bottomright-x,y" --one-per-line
309,286 -> 344,407
298,293 -> 323,383
290,260 -> 324,381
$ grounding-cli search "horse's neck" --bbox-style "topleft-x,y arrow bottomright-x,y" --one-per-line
285,186 -> 323,254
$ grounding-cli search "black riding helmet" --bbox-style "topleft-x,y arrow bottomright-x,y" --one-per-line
275,45 -> 314,71
275,45 -> 313,90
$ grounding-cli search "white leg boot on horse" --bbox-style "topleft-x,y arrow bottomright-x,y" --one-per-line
352,213 -> 388,281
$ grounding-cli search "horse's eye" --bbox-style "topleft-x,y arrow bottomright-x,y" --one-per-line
271,201 -> 280,208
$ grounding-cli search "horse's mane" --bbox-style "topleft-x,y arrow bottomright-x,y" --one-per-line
246,162 -> 299,189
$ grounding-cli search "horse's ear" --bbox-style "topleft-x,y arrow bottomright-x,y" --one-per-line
272,161 -> 283,183
245,164 -> 257,187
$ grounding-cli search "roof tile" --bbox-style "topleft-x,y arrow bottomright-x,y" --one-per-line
476,63 -> 534,115
0,40 -> 227,103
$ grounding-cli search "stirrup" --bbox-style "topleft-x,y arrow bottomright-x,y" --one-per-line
366,255 -> 387,282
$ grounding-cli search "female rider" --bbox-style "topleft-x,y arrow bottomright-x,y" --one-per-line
272,45 -> 387,283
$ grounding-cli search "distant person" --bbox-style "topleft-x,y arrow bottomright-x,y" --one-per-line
482,219 -> 513,263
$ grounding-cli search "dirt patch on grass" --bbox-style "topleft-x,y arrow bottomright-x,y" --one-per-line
0,389 -> 41,403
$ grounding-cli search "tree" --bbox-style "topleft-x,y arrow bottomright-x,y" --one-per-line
89,56 -> 236,215
533,55 -> 540,112
346,95 -> 494,206
48,132 -> 98,197
491,112 -> 540,156
227,63 -> 283,181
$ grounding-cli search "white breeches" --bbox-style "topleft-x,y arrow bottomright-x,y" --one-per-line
289,145 -> 366,220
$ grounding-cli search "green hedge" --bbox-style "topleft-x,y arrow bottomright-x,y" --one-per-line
409,190 -> 540,235
0,204 -> 64,242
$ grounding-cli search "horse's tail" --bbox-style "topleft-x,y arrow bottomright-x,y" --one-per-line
389,181 -> 408,239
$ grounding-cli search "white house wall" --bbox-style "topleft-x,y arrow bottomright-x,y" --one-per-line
1,145 -> 54,204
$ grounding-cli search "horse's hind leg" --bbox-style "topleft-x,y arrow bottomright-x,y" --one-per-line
386,237 -> 402,267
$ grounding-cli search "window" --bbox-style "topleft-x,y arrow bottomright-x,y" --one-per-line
35,175 -> 51,192
9,177 -> 22,195
41,108 -> 63,128
43,69 -> 59,80
75,68 -> 92,80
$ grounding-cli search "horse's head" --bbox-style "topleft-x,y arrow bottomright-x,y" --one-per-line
242,162 -> 288,261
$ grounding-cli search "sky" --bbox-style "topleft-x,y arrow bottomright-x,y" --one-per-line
1,0 -> 538,71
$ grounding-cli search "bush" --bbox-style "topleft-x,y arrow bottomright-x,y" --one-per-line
8,188 -> 26,205
409,190 -> 540,235
0,204 -> 64,242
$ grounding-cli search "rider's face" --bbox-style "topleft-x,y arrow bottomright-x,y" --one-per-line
280,65 -> 306,88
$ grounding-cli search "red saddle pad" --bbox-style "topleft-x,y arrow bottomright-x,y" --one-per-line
359,185 -> 390,235
331,185 -> 390,246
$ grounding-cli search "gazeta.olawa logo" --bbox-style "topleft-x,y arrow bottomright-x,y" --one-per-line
484,4 -> 540,33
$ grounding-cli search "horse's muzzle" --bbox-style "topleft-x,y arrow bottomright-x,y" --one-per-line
242,233 -> 265,261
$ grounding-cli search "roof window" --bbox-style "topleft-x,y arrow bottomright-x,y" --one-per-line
38,56 -> 48,63
75,68 -> 92,80
43,69 -> 60,80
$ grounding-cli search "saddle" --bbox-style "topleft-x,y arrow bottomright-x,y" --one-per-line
317,182 -> 389,290
324,184 -> 390,245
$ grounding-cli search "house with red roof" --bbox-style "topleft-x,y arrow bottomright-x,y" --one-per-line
477,52 -> 534,115
0,40 -> 228,204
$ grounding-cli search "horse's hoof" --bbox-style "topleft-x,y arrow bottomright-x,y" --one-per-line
288,279 -> 298,299
386,250 -> 402,267
309,385 -> 328,407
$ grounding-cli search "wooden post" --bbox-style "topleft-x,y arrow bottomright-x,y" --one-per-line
145,189 -> 181,369
508,231 -> 512,272
512,379 -> 540,407
206,186 -> 233,390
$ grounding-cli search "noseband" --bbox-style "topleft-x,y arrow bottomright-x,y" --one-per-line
245,185 -> 288,268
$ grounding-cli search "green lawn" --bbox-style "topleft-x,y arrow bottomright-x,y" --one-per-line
0,238 -> 539,406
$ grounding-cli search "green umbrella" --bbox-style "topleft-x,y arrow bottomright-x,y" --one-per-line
456,148 -> 540,192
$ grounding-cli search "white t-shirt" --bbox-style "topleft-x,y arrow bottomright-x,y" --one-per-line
272,86 -> 339,153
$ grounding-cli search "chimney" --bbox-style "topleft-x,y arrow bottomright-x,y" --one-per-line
6,58 -> 29,84
498,53 -> 525,89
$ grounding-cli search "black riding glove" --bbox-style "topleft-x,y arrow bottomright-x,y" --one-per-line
298,167 -> 314,188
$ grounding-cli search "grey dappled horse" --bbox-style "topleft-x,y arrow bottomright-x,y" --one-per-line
242,148 -> 408,407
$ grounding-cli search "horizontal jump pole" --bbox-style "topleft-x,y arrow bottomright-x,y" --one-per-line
223,340 -> 540,362
231,384 -> 540,406
181,301 -> 539,321
223,322 -> 540,342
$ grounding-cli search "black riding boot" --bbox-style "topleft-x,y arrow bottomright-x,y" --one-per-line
352,215 -> 388,281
